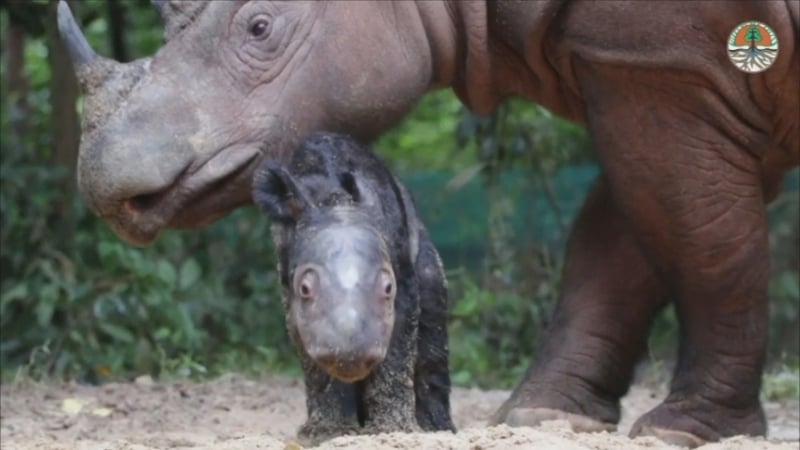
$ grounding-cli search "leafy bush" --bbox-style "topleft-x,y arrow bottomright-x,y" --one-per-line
448,261 -> 560,389
0,149 -> 296,381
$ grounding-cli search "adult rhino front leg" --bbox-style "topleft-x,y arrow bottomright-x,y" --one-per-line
493,178 -> 668,431
575,62 -> 769,446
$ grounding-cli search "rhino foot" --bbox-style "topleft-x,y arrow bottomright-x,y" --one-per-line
362,419 -> 421,436
296,420 -> 360,446
499,407 -> 616,433
630,425 -> 706,448
629,398 -> 766,447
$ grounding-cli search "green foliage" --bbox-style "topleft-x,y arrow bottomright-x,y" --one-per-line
375,90 -> 475,174
762,364 -> 800,401
447,257 -> 560,388
0,151 -> 296,381
456,98 -> 593,179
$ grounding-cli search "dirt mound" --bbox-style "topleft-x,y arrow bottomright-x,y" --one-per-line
1,374 -> 797,449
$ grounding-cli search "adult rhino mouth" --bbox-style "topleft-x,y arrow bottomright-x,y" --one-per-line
107,145 -> 263,246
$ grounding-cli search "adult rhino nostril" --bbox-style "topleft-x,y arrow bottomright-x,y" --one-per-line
125,191 -> 166,215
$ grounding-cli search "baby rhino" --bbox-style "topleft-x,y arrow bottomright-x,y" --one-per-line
252,133 -> 454,443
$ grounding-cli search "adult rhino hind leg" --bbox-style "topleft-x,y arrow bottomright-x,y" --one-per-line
493,178 -> 668,432
577,63 -> 769,446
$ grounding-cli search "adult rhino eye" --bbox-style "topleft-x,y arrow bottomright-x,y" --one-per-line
248,18 -> 271,39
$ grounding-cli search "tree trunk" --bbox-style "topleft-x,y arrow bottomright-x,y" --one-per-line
5,21 -> 30,144
45,0 -> 80,234
107,0 -> 129,62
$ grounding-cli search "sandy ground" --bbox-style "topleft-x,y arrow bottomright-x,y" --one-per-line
0,374 -> 797,450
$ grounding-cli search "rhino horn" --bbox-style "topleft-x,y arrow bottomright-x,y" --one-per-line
57,0 -> 125,91
57,1 -> 150,132
57,1 -> 98,70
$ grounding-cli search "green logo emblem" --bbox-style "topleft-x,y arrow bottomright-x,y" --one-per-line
727,21 -> 779,73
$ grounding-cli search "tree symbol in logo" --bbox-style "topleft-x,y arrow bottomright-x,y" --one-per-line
728,21 -> 779,73
745,25 -> 762,47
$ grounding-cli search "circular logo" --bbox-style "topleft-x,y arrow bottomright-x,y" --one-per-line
727,21 -> 779,73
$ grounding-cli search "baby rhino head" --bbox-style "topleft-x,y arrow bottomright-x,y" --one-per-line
253,158 -> 396,382
290,220 -> 396,381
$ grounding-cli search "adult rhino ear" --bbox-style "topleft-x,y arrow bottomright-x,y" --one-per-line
253,163 -> 312,224
151,0 -> 207,42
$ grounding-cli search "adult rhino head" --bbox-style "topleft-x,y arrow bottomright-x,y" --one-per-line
59,0 -> 502,245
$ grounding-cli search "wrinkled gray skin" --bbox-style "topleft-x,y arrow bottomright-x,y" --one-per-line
253,133 -> 454,443
59,1 -> 798,446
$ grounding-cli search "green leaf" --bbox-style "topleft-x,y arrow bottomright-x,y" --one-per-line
179,259 -> 202,291
98,322 -> 135,344
35,298 -> 55,327
154,327 -> 171,341
451,370 -> 472,386
157,260 -> 177,289
97,241 -> 118,264
1,283 -> 28,306
452,296 -> 478,317
779,272 -> 800,299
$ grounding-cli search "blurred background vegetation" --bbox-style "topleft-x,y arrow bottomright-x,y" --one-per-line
1,1 -> 798,396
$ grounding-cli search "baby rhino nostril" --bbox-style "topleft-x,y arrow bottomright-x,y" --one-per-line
362,354 -> 381,369
362,348 -> 386,369
295,266 -> 320,302
314,353 -> 337,369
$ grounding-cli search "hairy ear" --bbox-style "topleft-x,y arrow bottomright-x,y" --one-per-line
252,163 -> 311,224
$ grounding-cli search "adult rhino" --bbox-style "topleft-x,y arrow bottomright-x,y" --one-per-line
58,0 -> 798,446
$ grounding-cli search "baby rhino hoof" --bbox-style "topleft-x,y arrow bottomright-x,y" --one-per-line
297,422 -> 360,446
501,407 -> 616,433
363,420 -> 421,436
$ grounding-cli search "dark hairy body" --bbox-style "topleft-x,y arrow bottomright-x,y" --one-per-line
58,1 -> 798,446
252,133 -> 454,443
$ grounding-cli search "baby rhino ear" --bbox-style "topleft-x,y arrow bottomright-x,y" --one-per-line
252,163 -> 311,224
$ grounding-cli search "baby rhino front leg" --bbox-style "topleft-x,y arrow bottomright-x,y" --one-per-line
361,274 -> 421,434
296,354 -> 361,445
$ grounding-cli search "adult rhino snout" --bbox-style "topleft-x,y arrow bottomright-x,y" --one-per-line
76,109 -> 197,245
59,1 -> 263,245
75,85 -> 262,246
58,0 -> 179,243
77,114 -> 260,246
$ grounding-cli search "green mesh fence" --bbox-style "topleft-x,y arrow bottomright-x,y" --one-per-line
401,166 -> 799,273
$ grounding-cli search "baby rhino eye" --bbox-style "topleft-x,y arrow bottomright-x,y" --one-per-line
379,269 -> 395,299
248,18 -> 271,39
